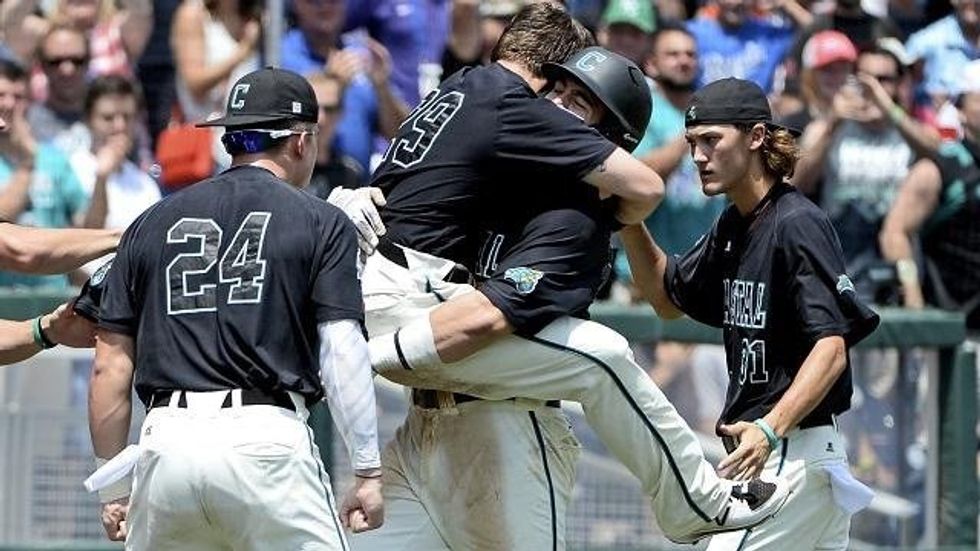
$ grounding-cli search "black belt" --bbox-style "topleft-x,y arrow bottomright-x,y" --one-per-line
412,388 -> 559,410
376,238 -> 473,284
798,414 -> 835,430
147,389 -> 296,412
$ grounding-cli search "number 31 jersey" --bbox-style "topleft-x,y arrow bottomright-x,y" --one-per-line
371,62 -> 615,270
99,165 -> 363,407
663,184 -> 880,428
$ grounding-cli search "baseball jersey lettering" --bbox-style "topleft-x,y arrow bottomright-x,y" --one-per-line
100,166 -> 363,406
373,63 -> 615,269
665,183 -> 878,426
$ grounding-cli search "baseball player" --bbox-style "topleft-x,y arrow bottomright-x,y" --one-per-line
88,68 -> 383,550
351,47 -> 650,551
346,4 -> 789,545
619,77 -> 880,549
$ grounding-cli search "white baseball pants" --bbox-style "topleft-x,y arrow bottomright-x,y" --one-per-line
354,249 -> 581,550
706,424 -> 853,550
126,391 -> 347,551
360,249 -> 731,541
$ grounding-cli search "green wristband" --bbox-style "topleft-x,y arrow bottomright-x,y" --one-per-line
32,316 -> 56,349
753,418 -> 779,451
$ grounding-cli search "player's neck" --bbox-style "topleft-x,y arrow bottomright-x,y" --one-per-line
232,158 -> 289,182
497,60 -> 547,93
730,171 -> 776,217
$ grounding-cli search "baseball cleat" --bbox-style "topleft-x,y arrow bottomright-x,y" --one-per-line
669,475 -> 791,544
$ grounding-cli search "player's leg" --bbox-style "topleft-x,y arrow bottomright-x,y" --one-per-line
373,315 -> 786,542
349,408 -> 452,551
416,399 -> 580,551
126,405 -> 236,551
706,425 -> 851,551
203,402 -> 349,551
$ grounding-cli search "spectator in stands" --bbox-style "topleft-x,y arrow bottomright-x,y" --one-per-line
27,26 -> 91,155
880,59 -> 980,330
441,0 -> 524,77
686,0 -> 801,92
788,0 -> 903,69
71,74 -> 159,277
135,0 -> 182,149
781,30 -> 858,135
0,59 -> 88,289
282,0 -> 408,177
792,43 -> 918,301
305,72 -> 366,198
344,0 -> 429,107
597,0 -> 656,66
1,0 -> 152,77
171,0 -> 261,170
0,106 -> 117,361
635,23 -> 725,255
905,0 -> 980,116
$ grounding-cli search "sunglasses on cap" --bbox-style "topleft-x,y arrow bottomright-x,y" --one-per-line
221,128 -> 318,155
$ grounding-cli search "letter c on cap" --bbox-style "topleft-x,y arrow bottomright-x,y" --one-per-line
230,84 -> 251,109
575,51 -> 608,72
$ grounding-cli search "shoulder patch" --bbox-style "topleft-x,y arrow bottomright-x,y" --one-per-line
504,267 -> 544,295
836,274 -> 855,295
91,259 -> 113,286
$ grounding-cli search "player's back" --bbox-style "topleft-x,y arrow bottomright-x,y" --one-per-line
101,165 -> 361,406
372,62 -> 615,269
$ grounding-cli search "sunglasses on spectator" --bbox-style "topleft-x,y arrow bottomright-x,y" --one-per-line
43,56 -> 89,69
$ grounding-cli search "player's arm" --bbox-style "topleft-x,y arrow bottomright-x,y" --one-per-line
718,335 -> 847,480
879,158 -> 941,309
318,319 -> 384,532
619,224 -> 683,319
0,222 -> 121,274
0,302 -> 97,366
88,329 -> 135,542
582,148 -> 665,225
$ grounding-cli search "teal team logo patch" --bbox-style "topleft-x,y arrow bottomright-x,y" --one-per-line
504,267 -> 544,295
836,274 -> 855,294
91,259 -> 113,286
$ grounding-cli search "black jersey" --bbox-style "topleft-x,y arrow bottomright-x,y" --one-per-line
477,182 -> 620,335
664,184 -> 879,428
371,63 -> 616,269
99,165 -> 363,407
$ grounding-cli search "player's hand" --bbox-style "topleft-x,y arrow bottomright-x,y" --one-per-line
327,186 -> 387,255
95,134 -> 133,180
717,421 -> 772,481
100,497 -> 129,541
328,49 -> 362,89
44,301 -> 97,348
340,475 -> 384,533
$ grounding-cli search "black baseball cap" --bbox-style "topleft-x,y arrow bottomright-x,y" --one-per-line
197,67 -> 318,129
684,77 -> 800,136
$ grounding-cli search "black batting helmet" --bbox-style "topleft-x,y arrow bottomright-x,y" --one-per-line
543,47 -> 652,152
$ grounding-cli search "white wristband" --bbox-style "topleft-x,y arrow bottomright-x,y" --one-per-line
369,318 -> 442,371
94,457 -> 132,503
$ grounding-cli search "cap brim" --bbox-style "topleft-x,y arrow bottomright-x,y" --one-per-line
196,113 -> 293,128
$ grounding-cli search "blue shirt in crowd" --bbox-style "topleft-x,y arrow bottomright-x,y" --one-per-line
687,16 -> 794,93
280,28 -> 380,176
344,0 -> 424,107
906,15 -> 980,98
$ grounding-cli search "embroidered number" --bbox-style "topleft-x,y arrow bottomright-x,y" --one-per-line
739,339 -> 768,384
166,212 -> 271,315
389,89 -> 464,168
475,231 -> 505,279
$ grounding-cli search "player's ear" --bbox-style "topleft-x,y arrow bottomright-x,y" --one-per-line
747,123 -> 766,151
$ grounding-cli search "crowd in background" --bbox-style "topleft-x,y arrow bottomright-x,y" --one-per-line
1,0 -> 978,542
